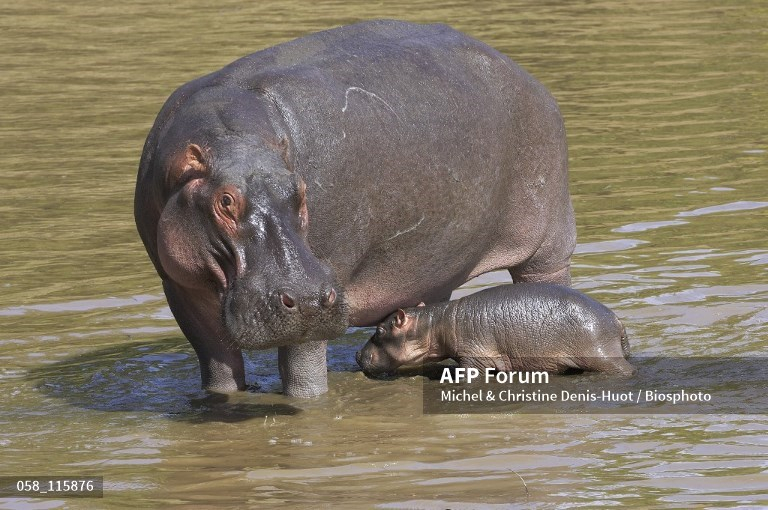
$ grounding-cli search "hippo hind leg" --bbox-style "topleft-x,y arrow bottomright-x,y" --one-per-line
612,321 -> 635,376
509,264 -> 572,287
588,356 -> 636,377
619,320 -> 630,358
585,321 -> 635,377
508,194 -> 576,287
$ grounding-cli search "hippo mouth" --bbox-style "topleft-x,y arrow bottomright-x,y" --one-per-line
223,281 -> 349,349
360,369 -> 398,380
355,349 -> 400,379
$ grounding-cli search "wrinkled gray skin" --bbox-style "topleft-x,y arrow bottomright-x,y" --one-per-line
357,284 -> 634,377
134,20 -> 576,397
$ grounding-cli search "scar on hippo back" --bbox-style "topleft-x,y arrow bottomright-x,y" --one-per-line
296,173 -> 308,232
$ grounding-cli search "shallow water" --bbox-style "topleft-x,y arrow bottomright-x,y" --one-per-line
1,0 -> 767,507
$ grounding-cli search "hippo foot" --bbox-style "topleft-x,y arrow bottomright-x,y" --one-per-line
195,344 -> 246,393
278,341 -> 329,397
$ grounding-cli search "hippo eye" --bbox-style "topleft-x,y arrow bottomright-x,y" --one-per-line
214,189 -> 241,229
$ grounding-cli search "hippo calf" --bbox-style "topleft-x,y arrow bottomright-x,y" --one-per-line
357,284 -> 634,377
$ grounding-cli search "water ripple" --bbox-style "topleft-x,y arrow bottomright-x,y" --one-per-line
677,201 -> 768,217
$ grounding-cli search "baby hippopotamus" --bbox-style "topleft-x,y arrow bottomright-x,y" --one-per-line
356,283 -> 634,377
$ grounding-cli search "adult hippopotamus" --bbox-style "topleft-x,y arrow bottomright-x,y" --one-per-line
134,19 -> 576,397
356,283 -> 634,377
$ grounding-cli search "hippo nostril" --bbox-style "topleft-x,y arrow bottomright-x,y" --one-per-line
322,287 -> 337,308
280,291 -> 297,310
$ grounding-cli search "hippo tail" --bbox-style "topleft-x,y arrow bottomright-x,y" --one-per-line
618,319 -> 630,358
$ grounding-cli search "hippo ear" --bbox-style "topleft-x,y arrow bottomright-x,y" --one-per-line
393,308 -> 408,329
167,144 -> 209,191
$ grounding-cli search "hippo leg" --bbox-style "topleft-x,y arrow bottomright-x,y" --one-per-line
163,281 -> 246,392
587,357 -> 636,377
278,341 -> 328,397
509,195 -> 576,287
510,264 -> 572,287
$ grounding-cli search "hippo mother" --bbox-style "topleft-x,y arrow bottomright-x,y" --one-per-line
134,20 -> 575,397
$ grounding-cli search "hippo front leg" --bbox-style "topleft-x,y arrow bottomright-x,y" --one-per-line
163,281 -> 246,392
278,341 -> 328,397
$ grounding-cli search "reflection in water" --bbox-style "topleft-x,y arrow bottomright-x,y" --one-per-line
0,295 -> 163,317
1,0 -> 767,507
677,201 -> 768,218
29,336 -> 363,422
612,220 -> 689,233
573,238 -> 648,254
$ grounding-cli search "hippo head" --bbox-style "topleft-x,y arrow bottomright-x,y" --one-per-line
356,307 -> 432,377
150,132 -> 348,349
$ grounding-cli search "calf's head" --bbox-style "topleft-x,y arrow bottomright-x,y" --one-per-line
356,307 -> 431,377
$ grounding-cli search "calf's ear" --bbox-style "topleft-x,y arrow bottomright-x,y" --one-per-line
393,308 -> 409,329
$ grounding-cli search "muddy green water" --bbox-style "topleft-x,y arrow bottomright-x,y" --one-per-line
1,0 -> 767,508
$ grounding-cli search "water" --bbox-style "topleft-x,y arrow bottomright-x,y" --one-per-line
1,0 -> 767,507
